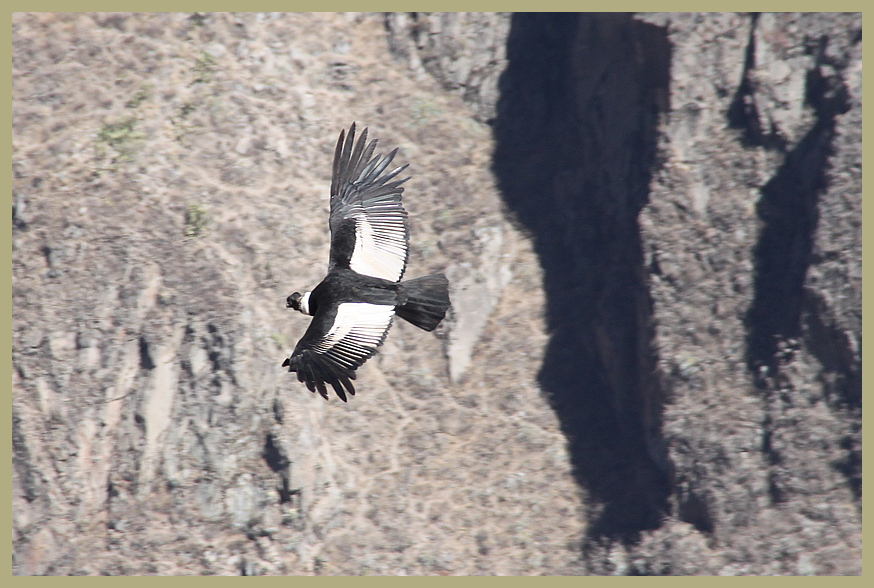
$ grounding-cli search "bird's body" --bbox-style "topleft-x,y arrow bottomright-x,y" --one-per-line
283,123 -> 450,401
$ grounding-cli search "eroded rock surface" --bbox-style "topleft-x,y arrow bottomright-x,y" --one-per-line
13,12 -> 860,575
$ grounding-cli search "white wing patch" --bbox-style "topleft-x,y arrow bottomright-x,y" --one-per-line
349,205 -> 407,282
314,303 -> 395,368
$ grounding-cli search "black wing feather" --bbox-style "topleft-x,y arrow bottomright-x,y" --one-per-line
311,354 -> 349,402
328,123 -> 410,282
284,301 -> 393,401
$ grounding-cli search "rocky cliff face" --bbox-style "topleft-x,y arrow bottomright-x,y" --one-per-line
12,12 -> 861,575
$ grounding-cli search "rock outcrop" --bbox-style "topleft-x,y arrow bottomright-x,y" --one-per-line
12,12 -> 860,575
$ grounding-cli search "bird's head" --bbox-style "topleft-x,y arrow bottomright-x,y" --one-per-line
287,291 -> 312,315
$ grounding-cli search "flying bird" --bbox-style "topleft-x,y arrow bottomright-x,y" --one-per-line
283,123 -> 451,401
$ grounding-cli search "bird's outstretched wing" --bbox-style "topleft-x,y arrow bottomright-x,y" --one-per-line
283,302 -> 395,401
328,123 -> 410,283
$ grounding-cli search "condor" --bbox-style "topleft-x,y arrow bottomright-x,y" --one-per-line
283,123 -> 451,401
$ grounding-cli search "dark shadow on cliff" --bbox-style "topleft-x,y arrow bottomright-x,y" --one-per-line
739,36 -> 859,504
743,38 -> 854,403
491,13 -> 673,543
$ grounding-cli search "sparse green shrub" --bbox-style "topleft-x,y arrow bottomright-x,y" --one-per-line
184,204 -> 209,238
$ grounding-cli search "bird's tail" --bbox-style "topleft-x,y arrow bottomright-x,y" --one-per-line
396,274 -> 450,332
